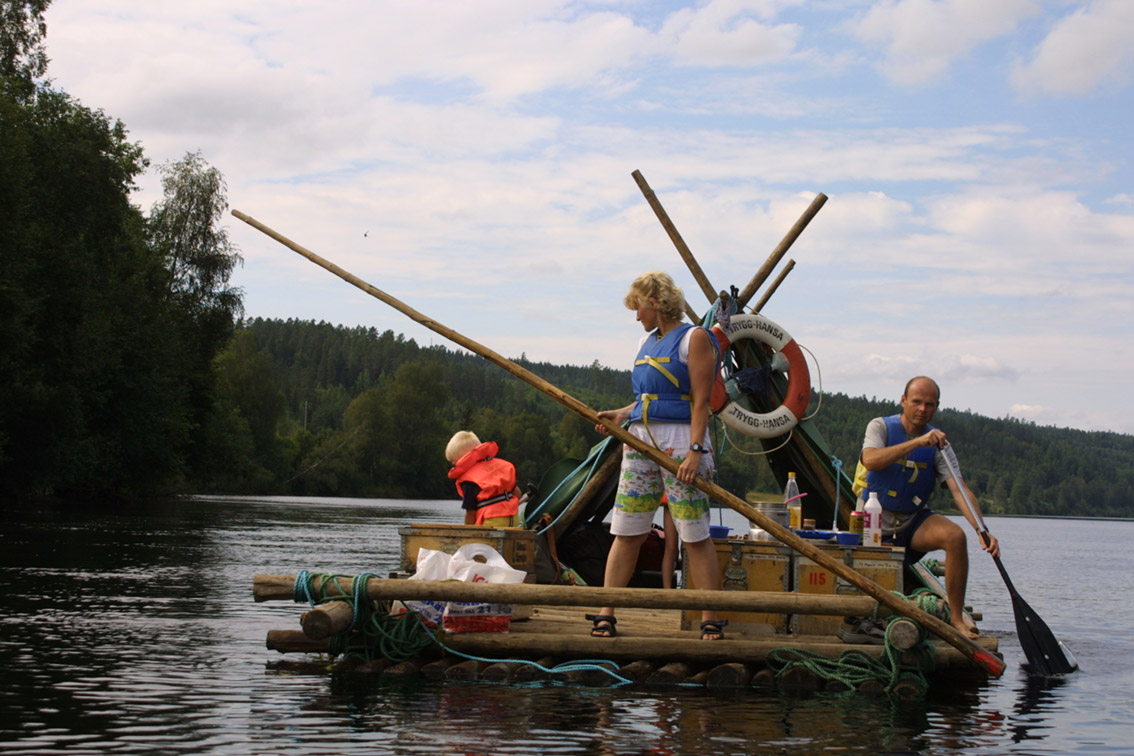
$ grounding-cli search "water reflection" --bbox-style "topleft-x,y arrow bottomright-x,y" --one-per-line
1008,675 -> 1068,746
1,497 -> 1129,755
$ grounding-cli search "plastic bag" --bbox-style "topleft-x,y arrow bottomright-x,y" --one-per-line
400,544 -> 526,631
446,543 -> 527,584
398,548 -> 450,628
442,543 -> 525,633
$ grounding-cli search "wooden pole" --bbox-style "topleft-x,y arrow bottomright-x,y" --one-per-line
631,170 -> 716,304
264,628 -> 992,669
232,209 -> 1004,678
300,600 -> 355,640
256,574 -> 885,616
751,259 -> 795,313
736,193 -> 827,309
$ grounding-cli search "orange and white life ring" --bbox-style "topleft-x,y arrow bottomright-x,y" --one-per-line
710,313 -> 811,438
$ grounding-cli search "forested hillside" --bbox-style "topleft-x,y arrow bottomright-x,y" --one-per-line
203,318 -> 1133,517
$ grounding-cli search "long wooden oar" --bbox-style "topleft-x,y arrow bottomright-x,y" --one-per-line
940,444 -> 1078,676
231,209 -> 1006,678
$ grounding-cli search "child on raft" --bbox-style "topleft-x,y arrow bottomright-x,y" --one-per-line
445,431 -> 523,527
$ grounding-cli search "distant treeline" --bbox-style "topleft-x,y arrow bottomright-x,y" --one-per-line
197,318 -> 1132,517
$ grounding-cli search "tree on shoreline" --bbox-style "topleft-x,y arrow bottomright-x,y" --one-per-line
1,1 -> 243,499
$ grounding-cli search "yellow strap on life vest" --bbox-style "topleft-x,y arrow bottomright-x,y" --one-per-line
899,457 -> 927,483
639,392 -> 692,451
635,356 -> 680,387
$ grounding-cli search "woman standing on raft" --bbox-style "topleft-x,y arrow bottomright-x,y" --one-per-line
589,272 -> 725,641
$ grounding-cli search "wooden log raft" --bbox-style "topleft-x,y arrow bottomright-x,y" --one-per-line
232,209 -> 1005,679
256,574 -> 892,618
263,627 -> 996,672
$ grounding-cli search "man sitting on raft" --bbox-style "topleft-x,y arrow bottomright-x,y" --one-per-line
858,376 -> 1000,639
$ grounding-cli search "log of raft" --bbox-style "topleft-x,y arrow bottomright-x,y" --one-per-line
263,627 -> 996,672
256,574 -> 891,618
300,599 -> 354,639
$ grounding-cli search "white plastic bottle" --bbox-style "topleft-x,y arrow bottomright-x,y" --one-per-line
784,472 -> 802,529
863,492 -> 883,547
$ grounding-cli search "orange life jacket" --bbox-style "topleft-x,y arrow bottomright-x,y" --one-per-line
448,441 -> 519,525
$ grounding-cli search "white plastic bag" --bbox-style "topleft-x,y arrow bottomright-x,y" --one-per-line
446,543 -> 527,584
399,544 -> 526,631
398,547 -> 452,628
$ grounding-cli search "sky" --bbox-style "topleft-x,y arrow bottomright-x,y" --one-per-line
42,0 -> 1134,434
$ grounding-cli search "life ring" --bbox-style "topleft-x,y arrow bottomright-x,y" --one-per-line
711,313 -> 811,438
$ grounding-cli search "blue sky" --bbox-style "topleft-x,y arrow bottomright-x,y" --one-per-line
44,1 -> 1134,434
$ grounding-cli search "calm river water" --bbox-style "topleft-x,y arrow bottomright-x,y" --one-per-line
0,496 -> 1129,755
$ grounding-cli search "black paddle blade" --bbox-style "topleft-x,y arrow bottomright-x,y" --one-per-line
996,557 -> 1078,677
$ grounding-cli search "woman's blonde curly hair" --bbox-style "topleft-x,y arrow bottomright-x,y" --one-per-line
623,271 -> 686,323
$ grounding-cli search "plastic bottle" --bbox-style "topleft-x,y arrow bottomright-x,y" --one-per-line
784,472 -> 802,529
863,492 -> 883,547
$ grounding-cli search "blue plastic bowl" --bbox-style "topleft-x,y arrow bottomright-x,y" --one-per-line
836,531 -> 861,546
709,525 -> 731,539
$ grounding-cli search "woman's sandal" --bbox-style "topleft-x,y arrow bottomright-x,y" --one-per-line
700,619 -> 727,641
585,613 -> 617,638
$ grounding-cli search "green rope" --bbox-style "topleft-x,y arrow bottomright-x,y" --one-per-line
290,571 -> 631,680
768,590 -> 941,695
292,571 -> 437,663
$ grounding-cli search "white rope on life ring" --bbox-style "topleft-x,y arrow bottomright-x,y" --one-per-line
709,313 -> 811,439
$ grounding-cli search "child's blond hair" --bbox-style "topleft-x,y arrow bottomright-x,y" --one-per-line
445,430 -> 481,463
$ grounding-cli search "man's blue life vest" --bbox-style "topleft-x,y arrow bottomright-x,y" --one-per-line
628,324 -> 695,425
864,414 -> 939,514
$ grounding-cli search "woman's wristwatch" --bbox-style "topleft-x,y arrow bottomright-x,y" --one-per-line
689,443 -> 705,453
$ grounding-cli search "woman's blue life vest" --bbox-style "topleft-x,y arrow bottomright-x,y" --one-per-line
864,414 -> 940,514
629,323 -> 714,425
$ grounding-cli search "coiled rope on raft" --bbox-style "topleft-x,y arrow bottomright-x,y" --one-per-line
767,588 -> 945,695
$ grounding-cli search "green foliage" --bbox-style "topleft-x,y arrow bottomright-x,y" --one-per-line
220,319 -> 619,498
0,0 -> 50,98
1,84 -> 170,495
0,78 -> 243,498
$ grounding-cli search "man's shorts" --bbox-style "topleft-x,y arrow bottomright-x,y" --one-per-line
610,447 -> 712,543
882,507 -> 935,566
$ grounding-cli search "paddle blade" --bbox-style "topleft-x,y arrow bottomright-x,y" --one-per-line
1000,559 -> 1078,676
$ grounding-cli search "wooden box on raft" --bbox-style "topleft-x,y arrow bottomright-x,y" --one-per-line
791,543 -> 905,635
398,524 -> 539,577
680,539 -> 793,633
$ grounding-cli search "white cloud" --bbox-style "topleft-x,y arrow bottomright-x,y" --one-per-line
1012,0 -> 1134,95
847,0 -> 1039,86
662,0 -> 804,66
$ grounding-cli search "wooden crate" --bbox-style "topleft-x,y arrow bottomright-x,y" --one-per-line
398,523 -> 539,576
791,544 -> 905,635
681,539 -> 792,634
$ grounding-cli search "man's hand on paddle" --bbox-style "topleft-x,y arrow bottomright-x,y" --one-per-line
979,530 -> 1001,559
919,428 -> 948,448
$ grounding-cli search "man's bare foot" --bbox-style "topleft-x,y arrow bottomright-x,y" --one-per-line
952,618 -> 979,639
